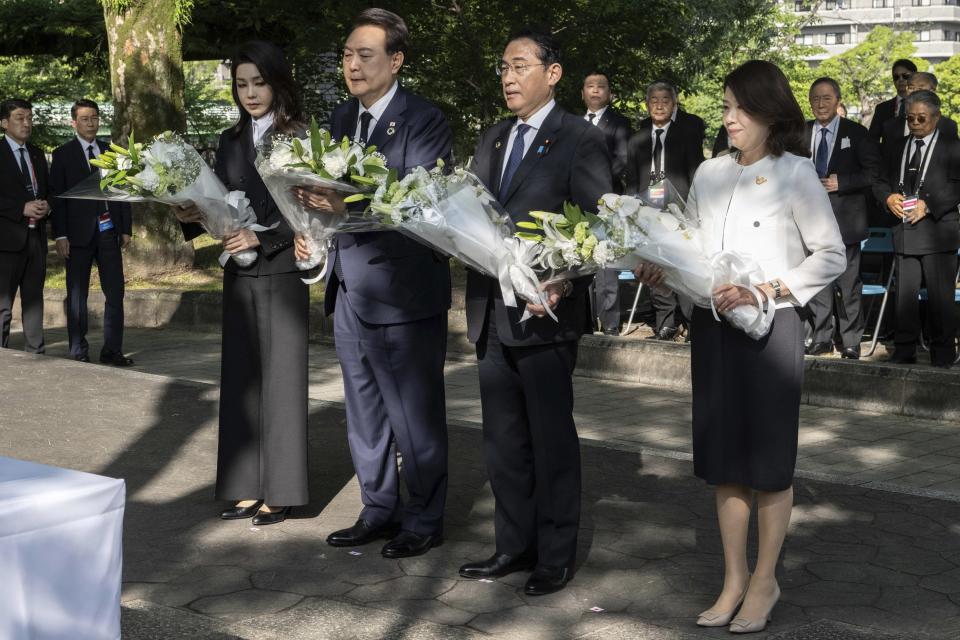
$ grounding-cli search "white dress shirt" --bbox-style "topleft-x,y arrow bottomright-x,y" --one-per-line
500,99 -> 556,183
584,105 -> 607,125
251,111 -> 275,147
809,115 -> 840,169
354,81 -> 399,142
6,134 -> 37,194
686,152 -> 846,308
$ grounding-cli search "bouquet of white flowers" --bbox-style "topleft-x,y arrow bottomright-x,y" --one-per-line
369,164 -> 551,314
255,119 -> 390,273
596,191 -> 775,340
60,131 -> 266,267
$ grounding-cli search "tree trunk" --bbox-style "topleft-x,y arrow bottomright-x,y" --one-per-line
103,0 -> 193,276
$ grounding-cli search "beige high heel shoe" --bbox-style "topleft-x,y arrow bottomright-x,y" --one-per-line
728,583 -> 780,634
696,583 -> 748,627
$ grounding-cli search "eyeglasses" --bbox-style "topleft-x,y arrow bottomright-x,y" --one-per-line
76,116 -> 100,124
906,115 -> 930,123
894,73 -> 912,80
496,62 -> 545,78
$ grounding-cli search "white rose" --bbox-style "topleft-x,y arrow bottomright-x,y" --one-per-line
321,149 -> 349,178
269,145 -> 296,171
657,212 -> 681,232
116,155 -> 133,171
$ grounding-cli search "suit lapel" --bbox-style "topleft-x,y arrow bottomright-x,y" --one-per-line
501,106 -> 564,204
490,119 -> 514,195
368,87 -> 406,151
0,141 -> 25,194
337,99 -> 360,141
828,119 -> 848,174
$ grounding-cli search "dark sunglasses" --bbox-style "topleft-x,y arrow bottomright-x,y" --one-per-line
894,73 -> 912,80
906,115 -> 929,124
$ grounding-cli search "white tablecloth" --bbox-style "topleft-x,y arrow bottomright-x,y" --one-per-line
0,456 -> 124,640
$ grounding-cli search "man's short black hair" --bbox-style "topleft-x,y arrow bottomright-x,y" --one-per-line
892,58 -> 918,74
71,98 -> 100,120
507,28 -> 561,67
809,77 -> 841,99
583,70 -> 610,83
353,8 -> 409,55
1,98 -> 32,120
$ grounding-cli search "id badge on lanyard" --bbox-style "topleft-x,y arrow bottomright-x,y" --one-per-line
647,177 -> 666,208
899,131 -> 938,218
98,212 -> 114,232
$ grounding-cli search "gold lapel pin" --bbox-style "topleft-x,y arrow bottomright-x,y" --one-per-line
755,176 -> 767,185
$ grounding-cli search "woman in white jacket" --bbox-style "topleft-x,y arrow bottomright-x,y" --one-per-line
635,60 -> 845,633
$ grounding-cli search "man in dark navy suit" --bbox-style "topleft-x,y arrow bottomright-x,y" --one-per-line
804,78 -> 871,360
0,98 -> 49,353
50,99 -> 134,366
456,29 -> 612,596
582,70 -> 631,335
294,8 -> 452,559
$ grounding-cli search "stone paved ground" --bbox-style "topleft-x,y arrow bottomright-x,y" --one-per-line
2,328 -> 960,639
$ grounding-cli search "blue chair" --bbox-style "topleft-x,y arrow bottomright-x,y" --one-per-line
861,227 -> 896,357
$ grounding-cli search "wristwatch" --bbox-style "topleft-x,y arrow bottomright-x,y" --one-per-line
768,279 -> 782,300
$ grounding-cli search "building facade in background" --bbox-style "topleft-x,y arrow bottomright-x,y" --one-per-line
793,0 -> 960,64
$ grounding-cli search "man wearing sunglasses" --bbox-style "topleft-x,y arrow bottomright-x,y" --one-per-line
882,72 -> 958,144
868,59 -> 917,144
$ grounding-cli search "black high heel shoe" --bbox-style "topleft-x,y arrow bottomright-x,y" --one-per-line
252,506 -> 291,526
220,501 -> 263,520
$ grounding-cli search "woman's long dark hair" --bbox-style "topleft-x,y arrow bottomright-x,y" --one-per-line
723,60 -> 808,158
228,40 -> 305,137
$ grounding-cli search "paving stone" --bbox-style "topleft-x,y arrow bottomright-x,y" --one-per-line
347,575 -> 457,603
919,568 -> 960,594
574,617 -> 700,639
124,565 -> 253,607
766,619 -> 926,640
228,597 -> 418,640
122,600 -> 242,639
781,580 -> 879,608
365,599 -> 476,626
804,562 -> 918,587
438,580 -> 525,614
872,546 -> 958,576
467,605 -> 582,637
190,589 -> 304,618
250,569 -> 355,597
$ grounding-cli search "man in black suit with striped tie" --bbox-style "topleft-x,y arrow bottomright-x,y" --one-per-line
0,98 -> 49,353
50,99 -> 134,366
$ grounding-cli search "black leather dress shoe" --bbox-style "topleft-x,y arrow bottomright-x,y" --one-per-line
73,354 -> 90,362
381,530 -> 443,558
100,350 -> 134,367
220,501 -> 263,520
646,326 -> 678,341
840,345 -> 861,360
524,565 -> 572,596
805,341 -> 833,356
327,519 -> 401,547
459,552 -> 537,579
887,351 -> 917,365
252,506 -> 290,526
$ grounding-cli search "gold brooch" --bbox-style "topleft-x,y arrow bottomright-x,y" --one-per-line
755,176 -> 767,185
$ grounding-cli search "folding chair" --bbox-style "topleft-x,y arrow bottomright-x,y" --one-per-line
861,227 -> 896,357
620,270 -> 643,335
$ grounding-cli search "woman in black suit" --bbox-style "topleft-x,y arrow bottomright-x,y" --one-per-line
176,41 -> 308,526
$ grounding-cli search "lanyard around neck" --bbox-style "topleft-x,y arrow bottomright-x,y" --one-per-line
899,129 -> 939,194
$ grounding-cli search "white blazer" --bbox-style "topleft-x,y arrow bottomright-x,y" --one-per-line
686,152 -> 846,308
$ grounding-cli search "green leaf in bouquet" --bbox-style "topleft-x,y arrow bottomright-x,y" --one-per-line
340,136 -> 350,153
516,232 -> 542,241
343,193 -> 367,203
366,144 -> 378,153
309,117 -> 323,159
351,174 -> 377,186
292,137 -> 306,160
528,211 -> 554,222
515,221 -> 540,230
128,131 -> 139,165
364,164 -> 388,175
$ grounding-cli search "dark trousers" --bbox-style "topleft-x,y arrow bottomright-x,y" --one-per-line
807,243 -> 864,349
894,250 -> 958,365
0,229 -> 46,353
652,288 -> 693,333
216,270 -> 310,506
592,268 -> 620,331
65,229 -> 125,357
476,311 -> 581,569
334,288 -> 449,536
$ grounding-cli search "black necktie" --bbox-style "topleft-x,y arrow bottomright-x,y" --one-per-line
588,113 -> 596,124
653,129 -> 664,177
87,144 -> 97,171
358,111 -> 373,144
908,138 -> 925,193
18,147 -> 34,198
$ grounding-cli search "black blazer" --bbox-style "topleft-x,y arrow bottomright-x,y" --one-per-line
873,133 -> 960,254
882,114 -> 959,148
465,105 -> 612,347
184,123 -> 300,276
50,138 -> 132,246
868,97 -> 899,142
806,118 -> 872,244
594,107 -> 632,192
675,108 -> 706,141
625,117 -> 704,200
0,139 -> 48,252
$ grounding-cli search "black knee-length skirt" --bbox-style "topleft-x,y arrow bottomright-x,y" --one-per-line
690,305 -> 805,492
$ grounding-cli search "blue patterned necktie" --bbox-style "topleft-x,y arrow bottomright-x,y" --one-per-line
499,123 -> 531,200
815,127 -> 829,178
